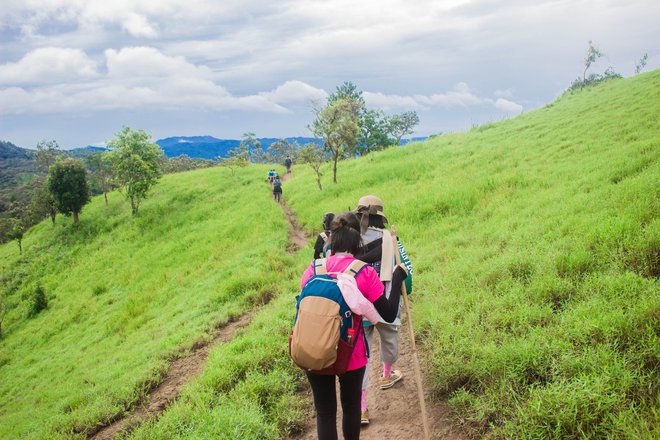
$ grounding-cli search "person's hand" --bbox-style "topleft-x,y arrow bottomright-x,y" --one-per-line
393,264 -> 408,282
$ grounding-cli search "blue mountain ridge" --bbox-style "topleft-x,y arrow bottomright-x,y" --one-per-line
67,136 -> 425,160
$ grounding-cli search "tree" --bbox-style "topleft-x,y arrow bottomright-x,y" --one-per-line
108,127 -> 163,216
85,152 -> 114,205
635,53 -> 648,75
48,158 -> 90,224
327,81 -> 366,109
266,139 -> 298,164
28,179 -> 57,225
583,40 -> 603,85
388,111 -> 420,145
240,132 -> 264,163
33,140 -> 64,223
310,98 -> 361,184
359,109 -> 393,155
297,143 -> 326,190
34,140 -> 64,173
220,144 -> 249,176
4,202 -> 28,254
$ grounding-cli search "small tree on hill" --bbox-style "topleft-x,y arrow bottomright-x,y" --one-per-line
241,132 -> 264,163
310,97 -> 361,184
48,158 -> 90,224
298,143 -> 326,190
4,202 -> 29,254
635,53 -> 648,75
359,109 -> 392,155
108,127 -> 163,216
85,152 -> 114,205
266,139 -> 298,164
583,40 -> 603,84
388,111 -> 420,146
220,144 -> 249,176
34,140 -> 64,224
29,284 -> 47,317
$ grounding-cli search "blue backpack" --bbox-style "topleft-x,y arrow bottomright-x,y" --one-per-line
289,259 -> 366,375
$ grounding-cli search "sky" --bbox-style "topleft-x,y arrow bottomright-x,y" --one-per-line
0,0 -> 658,149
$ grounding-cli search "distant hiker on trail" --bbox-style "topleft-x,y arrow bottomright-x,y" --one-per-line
313,212 -> 335,259
272,176 -> 282,203
292,211 -> 408,440
267,169 -> 276,185
354,195 -> 413,426
284,156 -> 292,174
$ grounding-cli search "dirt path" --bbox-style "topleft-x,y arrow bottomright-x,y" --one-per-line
289,316 -> 470,440
279,171 -> 310,253
88,312 -> 256,440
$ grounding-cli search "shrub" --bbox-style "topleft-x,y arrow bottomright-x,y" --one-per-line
29,285 -> 48,317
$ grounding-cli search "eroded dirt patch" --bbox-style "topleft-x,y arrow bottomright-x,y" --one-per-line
88,312 -> 255,440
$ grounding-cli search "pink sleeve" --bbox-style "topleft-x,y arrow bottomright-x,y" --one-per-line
355,265 -> 384,302
300,261 -> 315,289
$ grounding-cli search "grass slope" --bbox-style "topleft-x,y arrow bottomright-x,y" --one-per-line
1,71 -> 657,440
283,71 -> 659,438
0,166 -> 305,439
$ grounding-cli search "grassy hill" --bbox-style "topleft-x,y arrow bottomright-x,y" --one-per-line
0,70 -> 658,439
0,167 -> 308,438
284,71 -> 659,438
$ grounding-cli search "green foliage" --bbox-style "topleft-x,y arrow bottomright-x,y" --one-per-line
34,139 -> 64,173
359,108 -> 393,154
0,164 -> 302,439
29,284 -> 47,317
287,70 -> 660,437
297,143 -> 326,190
221,144 -> 250,175
108,127 -> 163,216
309,97 -> 361,184
388,110 -> 420,145
568,40 -> 623,91
85,152 -> 115,203
48,158 -> 90,223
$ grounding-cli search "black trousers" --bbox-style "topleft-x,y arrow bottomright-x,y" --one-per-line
306,367 -> 366,440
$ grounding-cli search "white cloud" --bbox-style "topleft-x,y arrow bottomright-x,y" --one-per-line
0,47 -> 98,85
122,13 -> 158,38
494,98 -> 523,114
260,80 -> 328,105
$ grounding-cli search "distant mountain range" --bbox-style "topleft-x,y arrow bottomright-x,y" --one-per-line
3,135 -> 427,165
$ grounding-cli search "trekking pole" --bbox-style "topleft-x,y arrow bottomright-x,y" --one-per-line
391,225 -> 431,440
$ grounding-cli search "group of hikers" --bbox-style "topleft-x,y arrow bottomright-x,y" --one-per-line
291,194 -> 413,440
267,156 -> 292,203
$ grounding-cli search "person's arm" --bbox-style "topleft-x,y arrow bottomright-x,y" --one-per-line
372,265 -> 407,322
313,235 -> 324,259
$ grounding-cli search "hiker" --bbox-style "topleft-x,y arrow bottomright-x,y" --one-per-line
267,169 -> 276,185
354,195 -> 412,426
297,211 -> 408,440
313,212 -> 335,259
284,156 -> 292,174
272,176 -> 282,203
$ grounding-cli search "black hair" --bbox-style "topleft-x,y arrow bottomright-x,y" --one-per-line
329,211 -> 362,255
322,212 -> 335,232
367,214 -> 385,229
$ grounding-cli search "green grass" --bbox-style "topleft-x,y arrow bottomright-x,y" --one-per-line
1,71 -> 658,439
284,71 -> 659,438
0,165 -> 302,439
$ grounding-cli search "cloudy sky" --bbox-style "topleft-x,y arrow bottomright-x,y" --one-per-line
1,0 -> 658,149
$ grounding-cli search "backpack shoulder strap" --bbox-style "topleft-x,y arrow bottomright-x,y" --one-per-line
343,259 -> 367,278
320,232 -> 328,242
313,258 -> 328,276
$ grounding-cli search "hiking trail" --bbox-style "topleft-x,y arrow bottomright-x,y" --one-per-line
281,172 -> 470,440
88,311 -> 258,440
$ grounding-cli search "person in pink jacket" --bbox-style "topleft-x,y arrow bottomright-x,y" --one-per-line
300,211 -> 408,440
